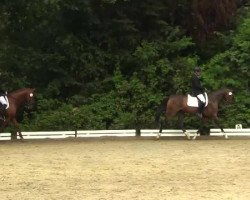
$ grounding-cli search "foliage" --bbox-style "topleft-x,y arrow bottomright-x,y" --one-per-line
203,9 -> 250,127
0,1 -> 249,131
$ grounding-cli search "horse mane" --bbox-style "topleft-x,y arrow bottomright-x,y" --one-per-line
9,88 -> 34,95
210,88 -> 230,95
208,88 -> 230,101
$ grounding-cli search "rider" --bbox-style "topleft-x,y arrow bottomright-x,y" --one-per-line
0,87 -> 8,120
191,66 -> 205,118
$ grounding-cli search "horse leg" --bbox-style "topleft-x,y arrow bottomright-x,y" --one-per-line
177,112 -> 190,140
0,119 -> 9,133
157,109 -> 179,139
156,119 -> 164,139
11,118 -> 24,140
178,112 -> 185,132
193,119 -> 205,140
214,117 -> 227,139
157,115 -> 172,139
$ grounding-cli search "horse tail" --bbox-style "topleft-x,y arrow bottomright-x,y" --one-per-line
155,97 -> 168,124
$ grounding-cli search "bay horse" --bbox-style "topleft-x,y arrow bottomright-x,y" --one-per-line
155,88 -> 234,140
0,88 -> 35,140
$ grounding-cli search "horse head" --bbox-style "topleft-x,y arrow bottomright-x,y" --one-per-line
222,88 -> 234,104
24,88 -> 36,110
9,88 -> 36,111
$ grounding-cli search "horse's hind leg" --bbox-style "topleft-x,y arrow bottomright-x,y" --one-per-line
178,112 -> 185,132
157,112 -> 175,139
156,116 -> 170,139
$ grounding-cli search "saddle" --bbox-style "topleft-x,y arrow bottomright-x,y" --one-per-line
187,93 -> 208,107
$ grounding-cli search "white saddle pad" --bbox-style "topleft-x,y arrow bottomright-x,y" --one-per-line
0,96 -> 9,109
187,93 -> 208,107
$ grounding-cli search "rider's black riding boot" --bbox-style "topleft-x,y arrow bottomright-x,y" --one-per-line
0,104 -> 7,121
198,102 -> 205,118
197,100 -> 205,118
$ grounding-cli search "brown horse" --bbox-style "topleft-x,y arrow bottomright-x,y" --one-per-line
0,88 -> 35,140
155,88 -> 234,139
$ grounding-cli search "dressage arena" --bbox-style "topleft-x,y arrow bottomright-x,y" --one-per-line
0,136 -> 250,200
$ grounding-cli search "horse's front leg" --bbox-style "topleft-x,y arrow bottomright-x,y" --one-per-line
214,117 -> 227,139
193,117 -> 208,140
12,118 -> 24,140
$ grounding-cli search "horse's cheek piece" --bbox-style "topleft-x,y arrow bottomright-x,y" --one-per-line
30,93 -> 33,97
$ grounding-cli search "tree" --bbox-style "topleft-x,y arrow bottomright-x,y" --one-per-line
203,10 -> 250,127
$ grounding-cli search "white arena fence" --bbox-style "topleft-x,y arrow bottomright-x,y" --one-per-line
0,128 -> 250,140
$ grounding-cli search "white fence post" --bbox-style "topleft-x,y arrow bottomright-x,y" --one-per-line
235,124 -> 242,129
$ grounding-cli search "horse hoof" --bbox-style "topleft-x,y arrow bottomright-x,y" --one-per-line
221,132 -> 228,139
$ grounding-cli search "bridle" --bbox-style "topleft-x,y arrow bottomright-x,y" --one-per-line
224,91 -> 234,104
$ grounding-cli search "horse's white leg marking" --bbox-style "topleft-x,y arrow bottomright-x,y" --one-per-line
192,130 -> 200,140
184,131 -> 190,140
192,132 -> 198,140
156,132 -> 161,139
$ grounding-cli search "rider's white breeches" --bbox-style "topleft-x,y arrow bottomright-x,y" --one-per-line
0,96 -> 8,105
197,94 -> 205,103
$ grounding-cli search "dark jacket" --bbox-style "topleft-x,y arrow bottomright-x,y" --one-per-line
0,89 -> 6,96
191,74 -> 204,96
